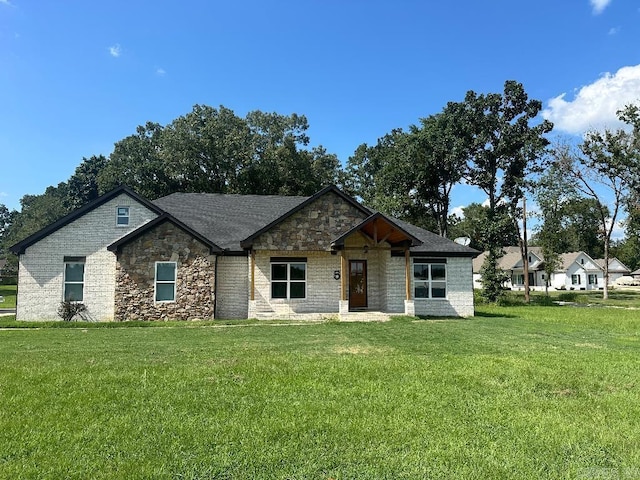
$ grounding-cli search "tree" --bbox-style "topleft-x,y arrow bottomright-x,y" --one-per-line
557,105 -> 639,299
533,162 -> 576,294
448,203 -> 519,252
461,80 -> 553,302
163,105 -> 254,193
65,155 -> 108,211
98,105 -> 340,199
405,108 -> 468,237
345,110 -> 469,236
98,122 -> 180,199
3,185 -> 70,272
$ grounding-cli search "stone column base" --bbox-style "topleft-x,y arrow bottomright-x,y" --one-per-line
339,300 -> 349,315
404,300 -> 415,316
248,300 -> 257,319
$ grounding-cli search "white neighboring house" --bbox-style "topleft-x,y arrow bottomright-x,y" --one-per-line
472,247 -> 547,290
594,258 -> 631,285
473,248 -> 605,291
551,252 -> 603,291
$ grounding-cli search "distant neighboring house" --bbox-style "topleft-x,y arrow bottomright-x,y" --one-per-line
10,185 -> 479,322
472,246 -> 546,290
552,252 -> 603,291
473,248 -> 604,291
632,269 -> 640,280
594,258 -> 631,285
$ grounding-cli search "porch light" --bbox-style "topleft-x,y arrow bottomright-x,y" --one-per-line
363,245 -> 369,254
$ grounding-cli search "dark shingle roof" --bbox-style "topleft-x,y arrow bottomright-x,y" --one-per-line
391,218 -> 479,257
152,192 -> 309,251
152,190 -> 478,257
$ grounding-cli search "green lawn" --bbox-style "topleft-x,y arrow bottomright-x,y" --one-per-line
1,305 -> 639,479
0,284 -> 16,308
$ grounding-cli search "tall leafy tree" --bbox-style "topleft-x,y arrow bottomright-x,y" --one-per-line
405,107 -> 468,237
163,105 -> 254,193
557,104 -> 639,298
98,122 -> 180,199
461,80 -> 553,302
448,203 -> 519,252
65,155 -> 108,211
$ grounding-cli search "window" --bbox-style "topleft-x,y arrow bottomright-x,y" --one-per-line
588,274 -> 598,285
116,206 -> 130,226
414,260 -> 446,299
271,259 -> 306,299
571,274 -> 581,285
64,256 -> 85,301
155,262 -> 176,302
512,274 -> 525,286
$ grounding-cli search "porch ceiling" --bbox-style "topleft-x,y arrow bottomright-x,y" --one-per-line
331,212 -> 423,249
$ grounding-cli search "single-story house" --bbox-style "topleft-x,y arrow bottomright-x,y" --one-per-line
472,246 -> 547,290
473,247 -> 605,291
10,185 -> 478,321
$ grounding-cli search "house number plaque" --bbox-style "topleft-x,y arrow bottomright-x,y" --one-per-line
333,270 -> 341,280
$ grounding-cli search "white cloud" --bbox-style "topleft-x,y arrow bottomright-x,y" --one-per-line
481,198 -> 491,208
109,44 -> 122,58
542,64 -> 640,134
0,0 -> 14,6
156,67 -> 166,76
590,0 -> 612,15
608,26 -> 620,35
450,206 -> 465,218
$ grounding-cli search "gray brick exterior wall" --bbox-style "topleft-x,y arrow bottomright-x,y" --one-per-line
413,256 -> 474,317
16,194 -> 158,321
216,255 -> 249,319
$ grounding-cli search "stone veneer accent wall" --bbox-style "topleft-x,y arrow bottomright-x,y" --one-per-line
252,191 -> 368,251
115,222 -> 215,321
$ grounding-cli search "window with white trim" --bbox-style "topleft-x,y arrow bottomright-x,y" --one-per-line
414,259 -> 446,299
64,256 -> 86,301
512,274 -> 525,286
271,259 -> 306,299
116,206 -> 130,226
155,262 -> 177,302
588,274 -> 598,285
571,274 -> 581,285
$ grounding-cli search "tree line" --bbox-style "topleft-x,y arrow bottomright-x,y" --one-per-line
1,81 -> 639,302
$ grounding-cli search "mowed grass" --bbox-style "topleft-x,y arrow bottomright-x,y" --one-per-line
1,306 -> 640,479
0,284 -> 16,308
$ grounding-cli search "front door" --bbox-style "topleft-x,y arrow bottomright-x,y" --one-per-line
349,260 -> 367,310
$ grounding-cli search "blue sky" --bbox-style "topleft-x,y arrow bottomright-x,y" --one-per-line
1,0 -> 640,218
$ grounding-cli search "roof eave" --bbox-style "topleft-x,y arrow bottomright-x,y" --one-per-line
10,186 -> 165,255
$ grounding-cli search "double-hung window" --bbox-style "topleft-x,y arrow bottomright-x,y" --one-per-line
571,274 -> 581,285
271,258 -> 306,299
64,256 -> 86,301
414,259 -> 447,299
588,274 -> 598,285
155,262 -> 177,302
116,206 -> 130,226
512,274 -> 525,286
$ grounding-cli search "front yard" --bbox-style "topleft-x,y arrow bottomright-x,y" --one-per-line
1,303 -> 639,478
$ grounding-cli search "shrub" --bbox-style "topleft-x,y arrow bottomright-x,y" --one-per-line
558,292 -> 578,302
57,301 -> 87,322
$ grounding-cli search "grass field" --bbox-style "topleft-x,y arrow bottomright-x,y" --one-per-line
0,284 -> 16,308
1,303 -> 639,479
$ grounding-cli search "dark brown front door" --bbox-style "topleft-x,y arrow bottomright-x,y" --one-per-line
349,260 -> 367,309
